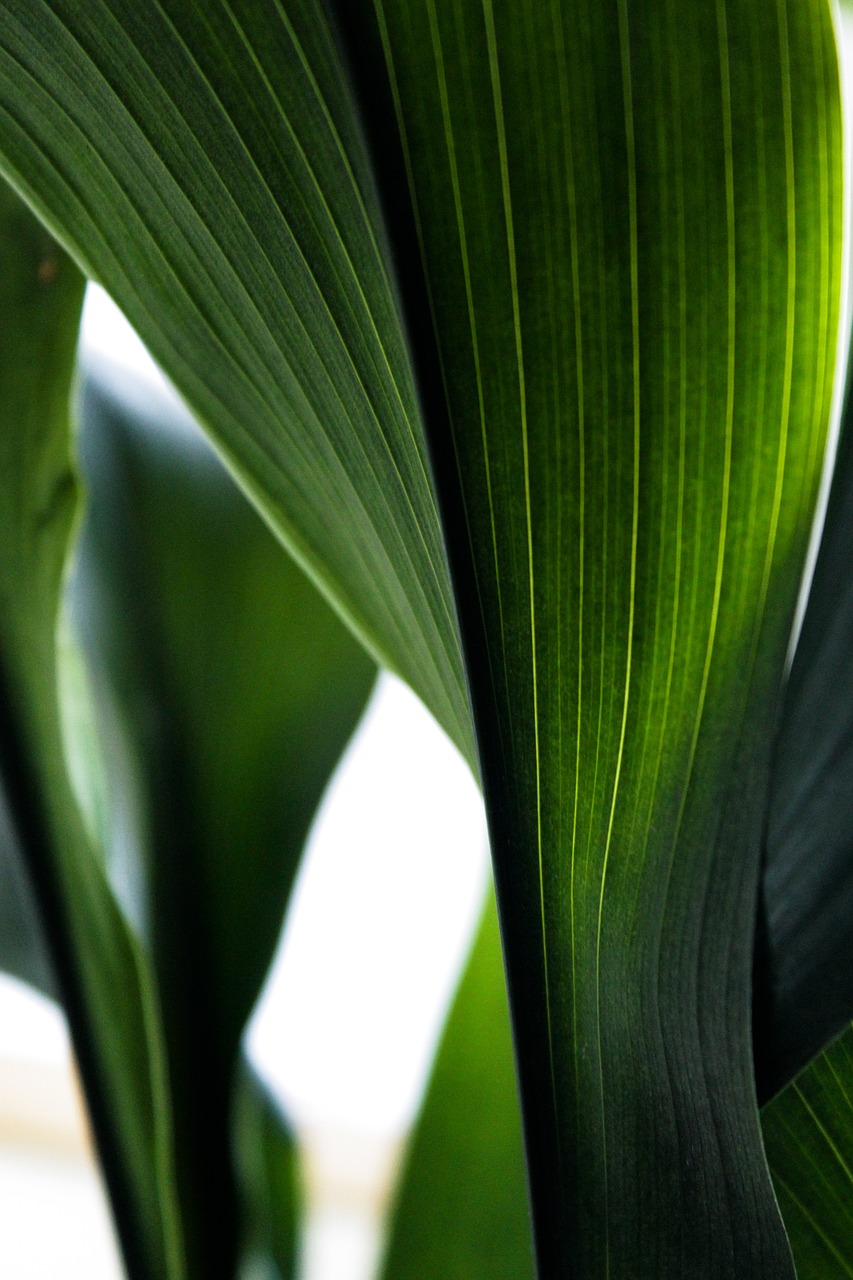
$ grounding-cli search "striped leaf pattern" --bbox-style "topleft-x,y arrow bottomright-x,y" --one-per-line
342,1 -> 843,1273
0,0 -> 471,759
763,1028 -> 853,1278
0,3 -> 845,1277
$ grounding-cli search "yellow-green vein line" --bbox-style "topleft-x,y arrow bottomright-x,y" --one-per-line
634,13 -> 673,891
425,0 -> 511,726
753,0 -> 796,624
805,0 -> 833,510
646,0 -> 686,897
772,1172 -> 853,1277
825,1053 -> 853,1118
549,0 -> 585,1110
152,0 -> 462,669
669,0 -> 736,857
46,8 -> 456,718
480,0 -> 558,1144
221,1 -> 461,645
595,6 -> 641,1270
791,1081 -> 853,1189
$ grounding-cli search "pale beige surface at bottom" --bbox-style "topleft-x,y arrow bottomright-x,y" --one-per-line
0,1144 -> 124,1279
298,1125 -> 403,1280
0,1021 -> 125,1279
0,1052 -> 403,1280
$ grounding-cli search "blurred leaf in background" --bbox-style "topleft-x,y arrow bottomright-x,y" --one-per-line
0,180 -> 184,1280
234,1064 -> 302,1280
379,885 -> 532,1280
69,367 -> 377,1280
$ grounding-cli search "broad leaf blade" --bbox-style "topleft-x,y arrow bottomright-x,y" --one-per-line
335,1 -> 843,1273
761,1025 -> 853,1278
379,885 -> 532,1280
0,0 -> 470,762
754,374 -> 853,1100
73,369 -> 375,1280
0,183 -> 184,1280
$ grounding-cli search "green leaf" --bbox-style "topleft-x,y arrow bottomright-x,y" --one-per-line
233,1061 -> 302,1280
761,1025 -> 853,1278
0,778 -> 54,996
72,369 -> 375,1280
0,4 -> 844,1276
0,182 -> 184,1280
379,884 -> 532,1280
754,374 -> 853,1100
0,0 -> 471,763
333,0 -> 843,1273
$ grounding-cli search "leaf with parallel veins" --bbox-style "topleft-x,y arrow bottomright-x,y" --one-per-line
334,1 -> 843,1272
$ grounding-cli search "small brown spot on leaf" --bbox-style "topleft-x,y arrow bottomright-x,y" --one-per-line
37,256 -> 58,287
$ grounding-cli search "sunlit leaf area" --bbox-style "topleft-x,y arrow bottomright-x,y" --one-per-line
2,4 -> 853,1280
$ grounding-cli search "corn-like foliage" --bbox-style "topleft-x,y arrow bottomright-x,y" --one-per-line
0,3 -> 850,1278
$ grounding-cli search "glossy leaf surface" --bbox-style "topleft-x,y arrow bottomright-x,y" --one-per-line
73,370 -> 374,1280
0,184 -> 183,1280
336,1 -> 843,1273
379,886 -> 532,1280
0,0 -> 471,761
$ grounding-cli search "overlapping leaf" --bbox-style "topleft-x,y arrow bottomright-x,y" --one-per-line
386,889 -> 853,1280
333,1 -> 843,1273
754,371 -> 853,1100
0,4 -> 846,1278
379,886 -> 532,1280
72,369 -> 375,1280
762,1025 -> 853,1277
0,0 -> 470,762
0,182 -> 184,1280
233,1065 -> 301,1280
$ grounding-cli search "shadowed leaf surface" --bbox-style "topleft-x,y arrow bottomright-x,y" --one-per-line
755,372 -> 853,1100
72,370 -> 375,1280
0,773 -> 54,997
762,1025 -> 853,1278
0,183 -> 184,1280
233,1062 -> 301,1280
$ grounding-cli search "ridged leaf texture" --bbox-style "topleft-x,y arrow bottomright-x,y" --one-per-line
0,4 -> 845,1277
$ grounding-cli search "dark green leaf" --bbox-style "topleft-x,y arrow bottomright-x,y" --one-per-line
0,0 -> 471,762
761,1024 -> 853,1278
334,1 -> 843,1273
379,884 -> 532,1280
0,4 -> 845,1277
0,774 -> 54,996
754,376 -> 853,1101
233,1060 -> 302,1280
0,181 -> 184,1280
72,369 -> 375,1280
